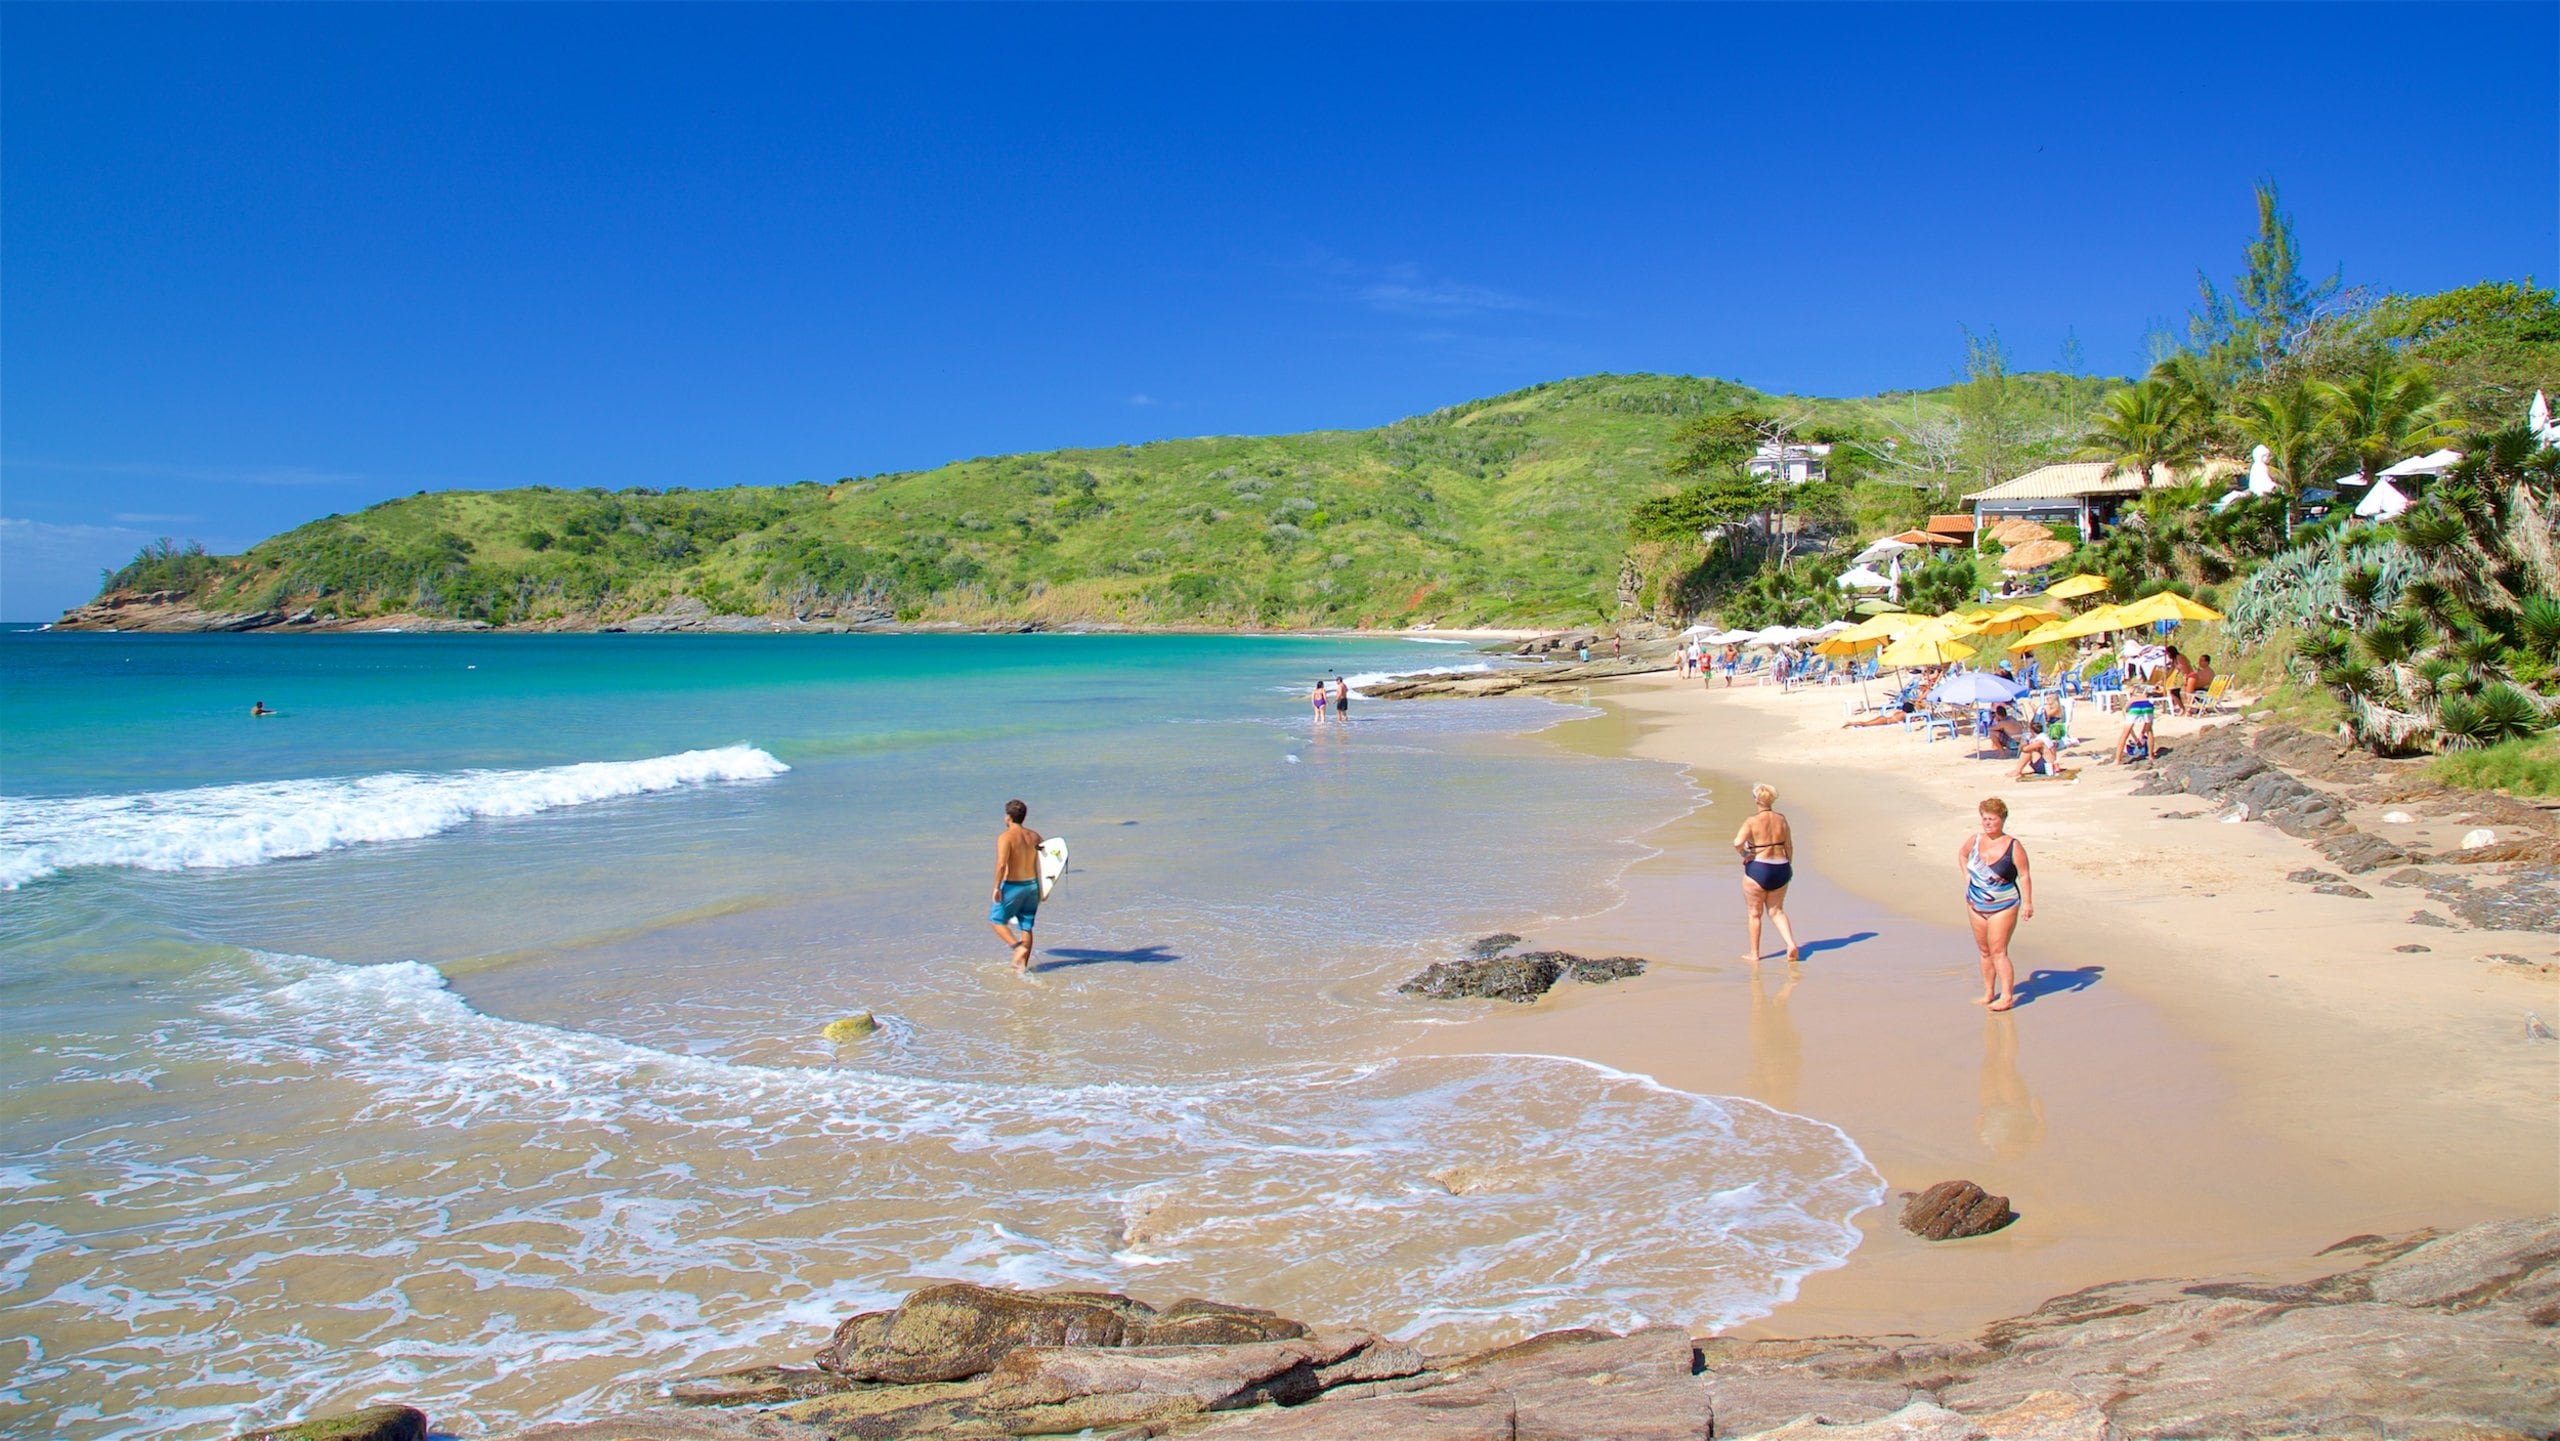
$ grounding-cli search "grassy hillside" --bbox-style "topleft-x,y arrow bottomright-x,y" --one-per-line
93,372 -> 2020,630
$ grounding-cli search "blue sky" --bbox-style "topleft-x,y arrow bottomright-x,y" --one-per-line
5,3 -> 2554,617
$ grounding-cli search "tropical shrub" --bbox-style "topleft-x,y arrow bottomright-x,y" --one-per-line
2298,425 -> 2558,752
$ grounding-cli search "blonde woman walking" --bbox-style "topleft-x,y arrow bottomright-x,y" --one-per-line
1732,783 -> 1800,963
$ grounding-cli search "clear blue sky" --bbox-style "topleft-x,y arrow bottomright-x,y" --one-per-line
5,2 -> 2554,617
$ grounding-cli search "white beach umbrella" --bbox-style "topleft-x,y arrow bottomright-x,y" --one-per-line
2354,477 -> 2410,521
1852,537 -> 1917,567
2246,444 -> 2278,496
1835,564 -> 1894,591
2532,390 -> 2553,447
1743,625 -> 1799,648
2378,448 -> 2463,480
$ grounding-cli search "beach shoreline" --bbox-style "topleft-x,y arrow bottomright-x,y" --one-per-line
1405,670 -> 2560,1340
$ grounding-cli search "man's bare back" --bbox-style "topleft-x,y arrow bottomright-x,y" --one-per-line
987,800 -> 1045,973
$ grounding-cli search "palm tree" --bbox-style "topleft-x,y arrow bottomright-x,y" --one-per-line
2231,382 -> 2331,530
2313,356 -> 2456,484
2078,378 -> 2198,488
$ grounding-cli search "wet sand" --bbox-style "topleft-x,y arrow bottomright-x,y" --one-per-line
1405,672 -> 2560,1339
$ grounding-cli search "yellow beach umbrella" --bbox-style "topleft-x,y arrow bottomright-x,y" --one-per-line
1969,603 -> 2057,637
1876,630 -> 1978,668
2043,572 -> 2111,600
2004,618 -> 2079,652
1817,610 -> 1933,654
2112,591 -> 2225,626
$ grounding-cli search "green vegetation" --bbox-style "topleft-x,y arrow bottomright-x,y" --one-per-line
89,372 -> 2030,632
2427,735 -> 2560,797
2296,427 -> 2558,754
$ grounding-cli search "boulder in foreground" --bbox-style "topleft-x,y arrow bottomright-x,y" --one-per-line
1901,1180 -> 2019,1241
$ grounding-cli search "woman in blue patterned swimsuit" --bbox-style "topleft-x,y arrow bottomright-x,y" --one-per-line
1732,783 -> 1800,963
1957,796 -> 2033,1011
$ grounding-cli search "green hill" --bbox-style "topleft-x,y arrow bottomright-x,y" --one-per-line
83,372 -> 2044,630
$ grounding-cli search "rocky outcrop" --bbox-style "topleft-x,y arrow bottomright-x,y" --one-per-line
237,1405 -> 428,1441
55,590 -> 293,633
813,1286 -> 1305,1384
1397,949 -> 1647,1003
479,1220 -> 2560,1440
1358,653 -> 1670,699
1901,1180 -> 2019,1241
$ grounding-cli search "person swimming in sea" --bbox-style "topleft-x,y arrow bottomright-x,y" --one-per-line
250,701 -> 274,717
1732,783 -> 1800,963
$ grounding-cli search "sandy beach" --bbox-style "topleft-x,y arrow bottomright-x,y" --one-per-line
1407,670 -> 2560,1339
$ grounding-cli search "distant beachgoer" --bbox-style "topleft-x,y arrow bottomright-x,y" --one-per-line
2191,653 -> 2216,707
1733,783 -> 1800,963
1723,646 -> 1739,687
1612,635 -> 1622,659
250,701 -> 273,717
1312,681 -> 1329,725
2105,689 -> 2156,764
2163,645 -> 2194,715
1958,797 -> 2032,1011
987,799 -> 1045,973
1333,674 -> 1349,720
1843,697 -> 1918,727
1578,643 -> 1590,663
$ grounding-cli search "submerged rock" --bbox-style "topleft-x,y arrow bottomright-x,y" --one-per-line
1465,932 -> 1523,959
238,1406 -> 428,1441
1900,1180 -> 2018,1241
1397,950 -> 1648,1003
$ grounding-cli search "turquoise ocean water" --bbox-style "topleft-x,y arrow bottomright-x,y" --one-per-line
0,633 -> 1880,1438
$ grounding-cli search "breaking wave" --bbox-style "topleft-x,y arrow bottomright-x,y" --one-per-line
0,745 -> 789,888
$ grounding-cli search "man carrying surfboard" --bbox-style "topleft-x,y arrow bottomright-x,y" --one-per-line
988,799 -> 1045,973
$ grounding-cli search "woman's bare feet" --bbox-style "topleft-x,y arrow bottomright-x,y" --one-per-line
1988,996 -> 2016,1012
1785,948 -> 1801,964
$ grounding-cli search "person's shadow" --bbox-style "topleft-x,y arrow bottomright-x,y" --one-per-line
2010,964 -> 2105,1006
1034,944 -> 1182,972
1793,931 -> 1878,960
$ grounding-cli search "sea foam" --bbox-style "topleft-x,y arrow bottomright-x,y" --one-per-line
1,949 -> 1881,1437
0,745 -> 789,888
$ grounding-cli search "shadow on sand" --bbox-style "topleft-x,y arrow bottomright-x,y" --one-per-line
1793,930 -> 1879,959
2011,964 -> 2105,1006
1034,944 -> 1182,972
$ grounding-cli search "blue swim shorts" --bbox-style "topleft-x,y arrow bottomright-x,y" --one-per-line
988,878 -> 1039,930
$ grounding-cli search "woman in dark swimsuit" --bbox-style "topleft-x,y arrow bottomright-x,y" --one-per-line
1731,783 -> 1800,963
1957,796 -> 2033,1010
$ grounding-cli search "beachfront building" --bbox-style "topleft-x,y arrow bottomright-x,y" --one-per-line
1964,461 -> 2213,542
1746,440 -> 1832,485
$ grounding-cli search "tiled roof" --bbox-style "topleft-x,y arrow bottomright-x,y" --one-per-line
1966,461 -> 2164,502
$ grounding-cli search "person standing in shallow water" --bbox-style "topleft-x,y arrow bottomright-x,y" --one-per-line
1958,796 -> 2033,1011
1333,674 -> 1350,722
987,799 -> 1045,973
1731,783 -> 1800,963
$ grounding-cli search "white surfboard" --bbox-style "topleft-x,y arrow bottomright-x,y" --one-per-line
1037,837 -> 1070,900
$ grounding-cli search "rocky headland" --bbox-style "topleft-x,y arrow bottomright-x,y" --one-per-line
244,1217 -> 2558,1440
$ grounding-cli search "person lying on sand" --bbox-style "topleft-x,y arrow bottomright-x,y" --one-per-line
1844,699 -> 1919,727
